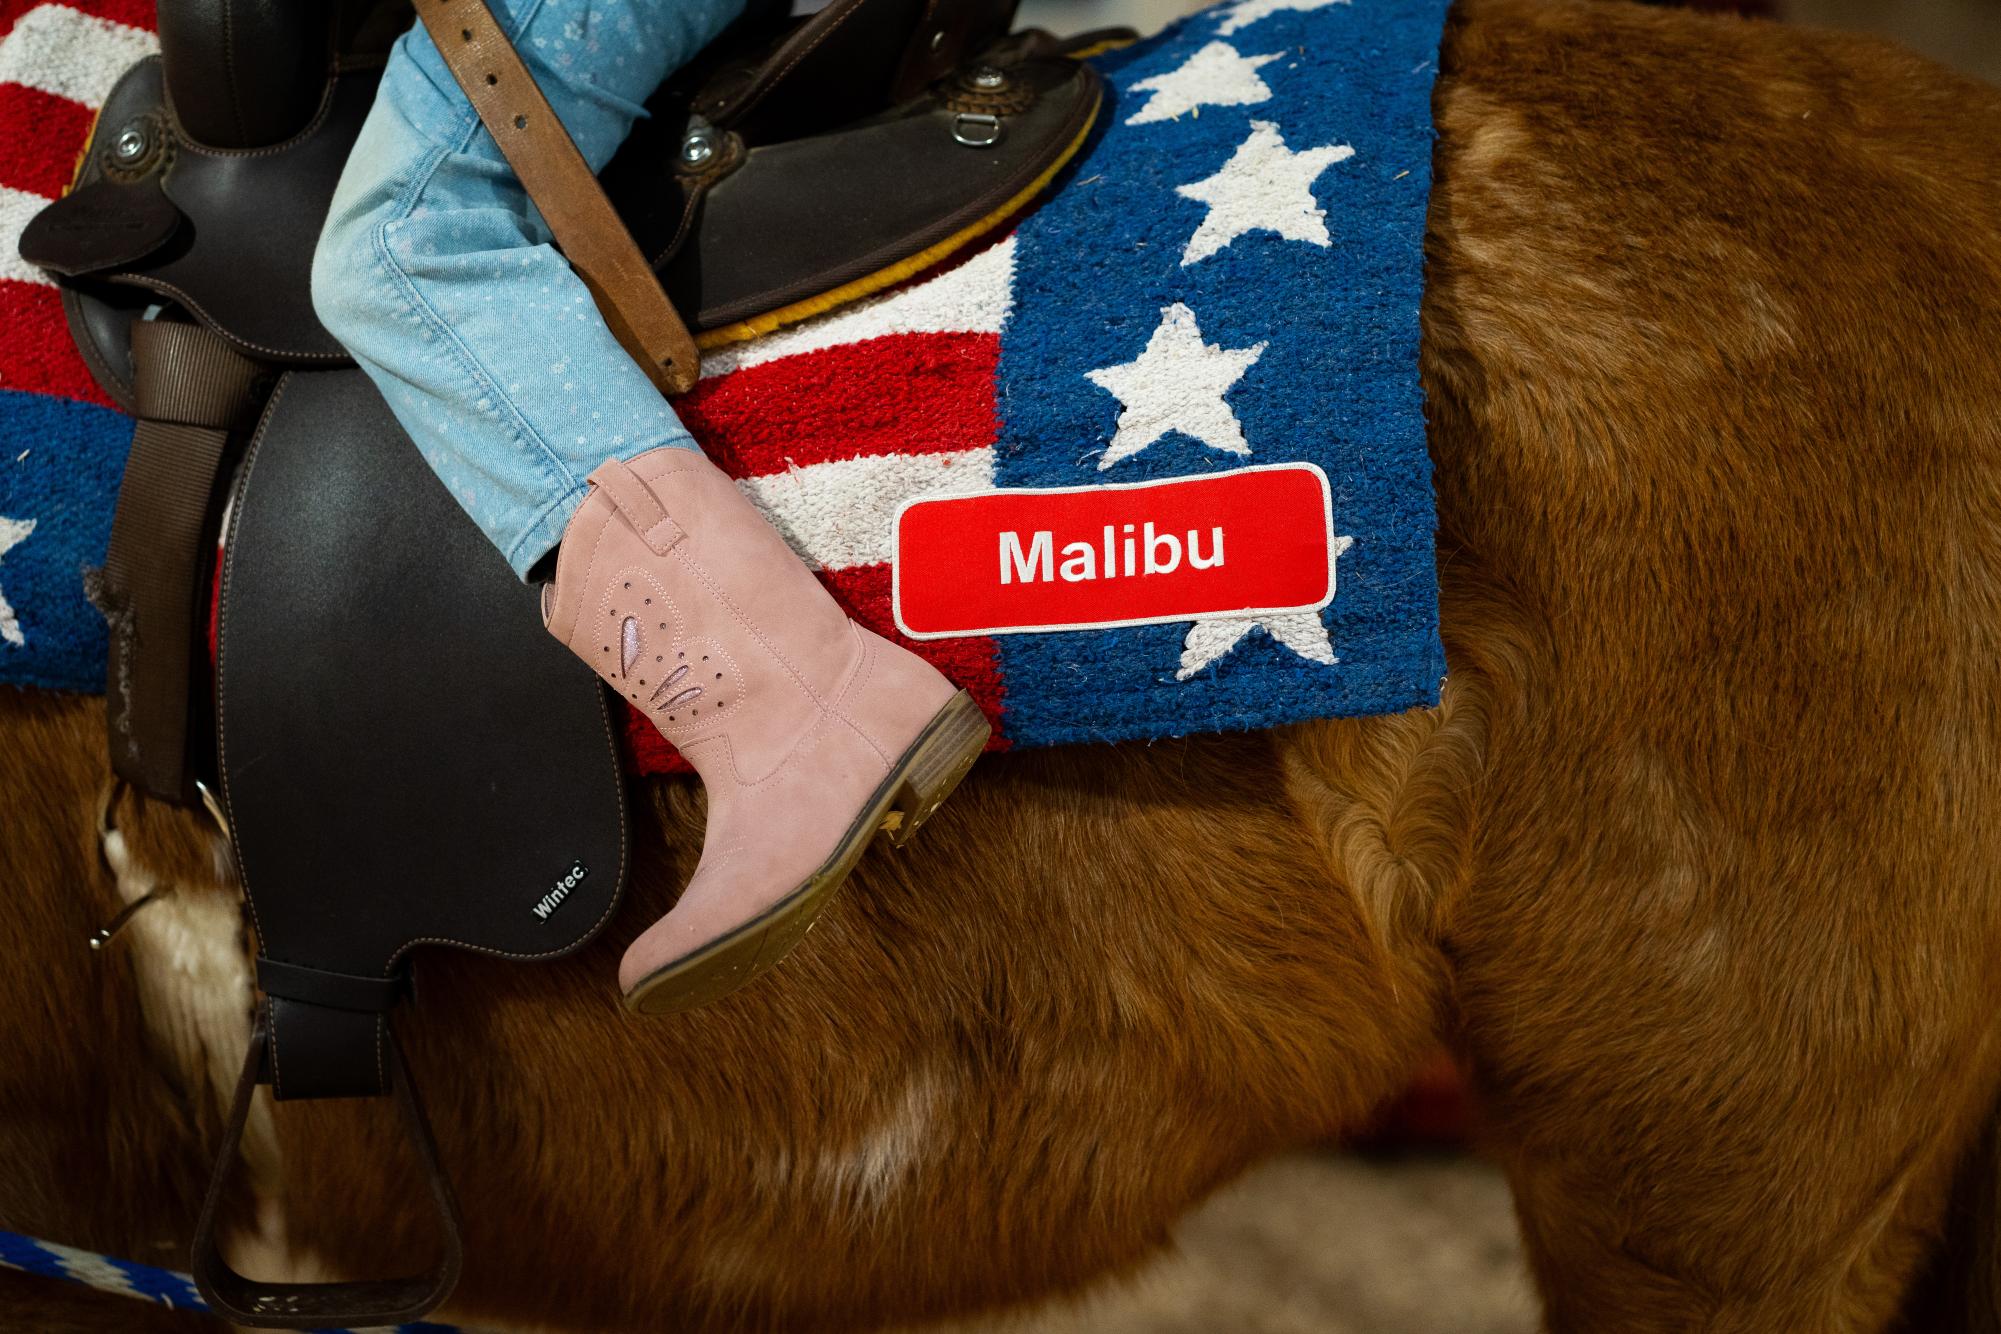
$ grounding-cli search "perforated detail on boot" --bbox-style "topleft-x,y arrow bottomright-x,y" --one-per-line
598,566 -> 743,731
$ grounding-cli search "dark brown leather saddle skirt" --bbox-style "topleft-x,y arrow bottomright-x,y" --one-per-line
16,0 -> 1104,1325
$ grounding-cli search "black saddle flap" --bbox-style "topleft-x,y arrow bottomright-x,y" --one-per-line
217,369 -> 627,1101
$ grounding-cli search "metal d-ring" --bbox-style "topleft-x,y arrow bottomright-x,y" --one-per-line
91,777 -> 163,950
88,777 -> 235,951
952,112 -> 1003,149
90,892 -> 162,952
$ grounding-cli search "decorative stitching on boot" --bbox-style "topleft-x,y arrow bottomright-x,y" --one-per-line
672,548 -> 891,768
596,566 -> 745,734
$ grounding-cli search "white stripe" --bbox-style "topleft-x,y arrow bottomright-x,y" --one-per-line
700,236 -> 1017,380
739,448 -> 996,570
43,1239 -> 147,1301
0,184 -> 56,286
0,4 -> 158,108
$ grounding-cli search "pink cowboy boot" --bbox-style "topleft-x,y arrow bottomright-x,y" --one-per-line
543,446 -> 989,1014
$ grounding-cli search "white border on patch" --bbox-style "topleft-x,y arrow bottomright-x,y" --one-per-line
890,461 -> 1340,640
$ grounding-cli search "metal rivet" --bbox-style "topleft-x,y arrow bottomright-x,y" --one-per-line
970,65 -> 1006,90
929,30 -> 945,50
680,128 -> 715,166
110,123 -> 151,166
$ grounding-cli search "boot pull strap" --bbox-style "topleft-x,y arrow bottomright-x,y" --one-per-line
588,458 -> 686,555
415,0 -> 701,396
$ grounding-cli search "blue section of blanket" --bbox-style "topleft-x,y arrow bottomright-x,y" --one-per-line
0,0 -> 1449,745
0,390 -> 132,692
995,0 -> 1448,744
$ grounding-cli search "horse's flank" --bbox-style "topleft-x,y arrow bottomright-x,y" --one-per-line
5,0 -> 2001,1329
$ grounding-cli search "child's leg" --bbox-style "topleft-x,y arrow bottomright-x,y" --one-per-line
315,0 -> 988,1015
311,0 -> 743,579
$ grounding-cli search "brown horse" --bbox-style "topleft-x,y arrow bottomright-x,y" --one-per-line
5,0 -> 2001,1329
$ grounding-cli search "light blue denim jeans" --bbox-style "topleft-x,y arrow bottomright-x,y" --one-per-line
312,0 -> 744,578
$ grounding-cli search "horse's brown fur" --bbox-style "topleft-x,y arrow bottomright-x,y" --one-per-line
4,1 -> 2001,1329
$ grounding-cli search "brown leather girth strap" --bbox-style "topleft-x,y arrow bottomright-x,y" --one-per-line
100,320 -> 263,805
415,0 -> 701,396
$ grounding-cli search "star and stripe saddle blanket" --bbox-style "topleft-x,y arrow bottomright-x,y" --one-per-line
0,0 -> 1448,761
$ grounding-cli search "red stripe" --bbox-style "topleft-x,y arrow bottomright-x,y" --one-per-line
0,83 -> 90,195
622,562 -> 1007,778
0,0 -> 156,36
677,331 -> 998,478
0,280 -> 116,407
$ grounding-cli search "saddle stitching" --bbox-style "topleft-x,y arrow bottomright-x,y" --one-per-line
164,70 -> 340,162
265,996 -> 283,1099
215,372 -> 294,959
104,273 -> 344,362
390,676 -> 629,965
725,0 -> 871,127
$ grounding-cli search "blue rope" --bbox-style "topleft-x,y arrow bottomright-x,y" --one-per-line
0,1227 -> 461,1333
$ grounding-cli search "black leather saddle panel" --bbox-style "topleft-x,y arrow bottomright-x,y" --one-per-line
217,369 -> 627,1098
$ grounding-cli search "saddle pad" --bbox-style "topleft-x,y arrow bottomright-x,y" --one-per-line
0,0 -> 1448,751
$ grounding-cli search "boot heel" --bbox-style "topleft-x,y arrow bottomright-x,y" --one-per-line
883,691 -> 990,848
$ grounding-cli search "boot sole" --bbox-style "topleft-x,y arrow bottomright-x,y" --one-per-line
624,690 -> 991,1016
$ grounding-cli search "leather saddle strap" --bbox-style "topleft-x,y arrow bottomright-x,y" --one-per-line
100,320 -> 263,805
893,0 -> 1018,100
192,1014 -> 464,1328
414,0 -> 701,396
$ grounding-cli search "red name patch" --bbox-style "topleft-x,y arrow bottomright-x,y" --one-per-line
892,463 -> 1338,639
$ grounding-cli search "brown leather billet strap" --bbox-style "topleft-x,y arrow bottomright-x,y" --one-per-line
100,320 -> 263,805
893,0 -> 1019,101
414,0 -> 701,396
192,1015 -> 464,1328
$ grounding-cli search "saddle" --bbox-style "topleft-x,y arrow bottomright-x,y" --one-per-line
17,1 -> 1105,1325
